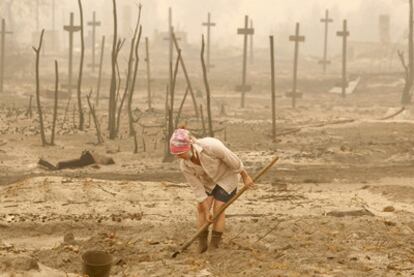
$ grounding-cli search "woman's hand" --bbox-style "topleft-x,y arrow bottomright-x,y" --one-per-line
241,171 -> 255,189
200,199 -> 214,223
205,212 -> 214,223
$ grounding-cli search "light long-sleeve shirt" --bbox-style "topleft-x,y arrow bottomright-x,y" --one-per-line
180,137 -> 244,203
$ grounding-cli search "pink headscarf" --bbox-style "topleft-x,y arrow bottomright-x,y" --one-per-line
169,128 -> 192,154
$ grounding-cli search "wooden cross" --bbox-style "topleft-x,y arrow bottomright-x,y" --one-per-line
319,9 -> 333,73
87,11 -> 101,72
0,19 -> 12,94
249,19 -> 254,64
236,15 -> 254,108
63,12 -> 81,95
202,12 -> 216,71
288,22 -> 305,108
336,19 -> 350,98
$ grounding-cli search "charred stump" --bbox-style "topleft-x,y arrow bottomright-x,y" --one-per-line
32,29 -> 48,146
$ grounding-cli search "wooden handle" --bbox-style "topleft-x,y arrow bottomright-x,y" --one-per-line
172,156 -> 279,257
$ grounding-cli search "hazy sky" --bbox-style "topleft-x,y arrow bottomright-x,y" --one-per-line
137,0 -> 409,54
78,0 -> 409,45
1,0 -> 410,54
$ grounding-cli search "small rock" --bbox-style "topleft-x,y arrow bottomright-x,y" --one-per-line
383,206 -> 395,212
384,221 -> 396,227
340,145 -> 352,152
63,232 -> 75,244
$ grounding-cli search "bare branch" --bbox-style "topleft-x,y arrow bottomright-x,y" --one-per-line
397,50 -> 409,81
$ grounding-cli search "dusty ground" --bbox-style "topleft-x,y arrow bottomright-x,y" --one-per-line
1,49 -> 414,276
0,175 -> 413,276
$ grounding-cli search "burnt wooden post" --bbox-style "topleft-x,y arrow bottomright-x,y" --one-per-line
269,36 -> 276,141
288,22 -> 305,108
202,12 -> 216,71
145,37 -> 152,110
51,60 -> 59,145
249,19 -> 254,64
337,19 -> 350,98
0,19 -> 12,94
236,15 -> 254,108
63,13 -> 81,96
319,9 -> 333,73
87,11 -> 101,72
96,35 -> 105,107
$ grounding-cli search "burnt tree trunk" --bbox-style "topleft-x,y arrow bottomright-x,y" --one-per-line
127,25 -> 143,136
169,50 -> 181,136
96,35 -> 105,107
86,91 -> 104,144
164,85 -> 169,131
163,85 -> 171,162
145,37 -> 152,110
32,30 -> 48,146
201,35 -> 214,137
171,32 -> 199,119
51,60 -> 59,145
113,39 -> 126,136
77,0 -> 85,130
199,104 -> 206,137
133,132 -> 138,153
141,127 -> 146,152
114,46 -> 123,107
117,34 -> 137,135
127,5 -> 143,137
163,51 -> 181,162
108,0 -> 118,139
175,86 -> 189,128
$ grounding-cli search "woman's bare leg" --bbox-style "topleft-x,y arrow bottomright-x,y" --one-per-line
196,196 -> 213,253
212,199 -> 226,232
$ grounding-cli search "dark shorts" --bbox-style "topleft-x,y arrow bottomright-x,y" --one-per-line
206,185 -> 237,203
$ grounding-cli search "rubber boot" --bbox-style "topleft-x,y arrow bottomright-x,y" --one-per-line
198,230 -> 209,253
210,230 -> 223,249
